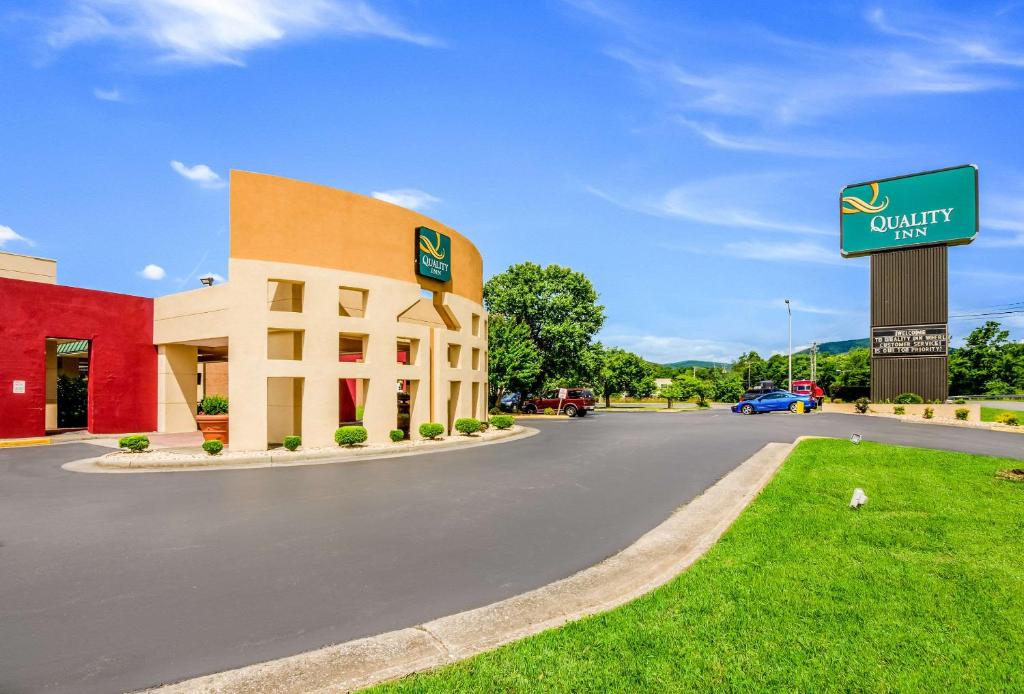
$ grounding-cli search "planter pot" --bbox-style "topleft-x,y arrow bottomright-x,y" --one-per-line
196,414 -> 229,444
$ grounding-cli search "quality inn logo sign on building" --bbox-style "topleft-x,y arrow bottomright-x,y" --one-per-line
840,165 -> 978,257
416,227 -> 451,282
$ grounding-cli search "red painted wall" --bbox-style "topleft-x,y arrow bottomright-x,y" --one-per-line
0,277 -> 156,439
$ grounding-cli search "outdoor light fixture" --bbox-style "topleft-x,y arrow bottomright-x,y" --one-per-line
199,275 -> 215,287
849,488 -> 869,509
850,433 -> 862,444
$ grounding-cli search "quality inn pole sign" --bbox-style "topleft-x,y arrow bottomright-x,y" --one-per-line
840,164 -> 978,257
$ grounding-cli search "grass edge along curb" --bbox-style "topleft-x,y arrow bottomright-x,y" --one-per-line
370,439 -> 1024,692
140,437 -> 793,692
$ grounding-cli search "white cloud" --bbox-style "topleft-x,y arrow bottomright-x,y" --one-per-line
47,0 -> 442,66
170,160 -> 224,189
600,332 -> 753,364
675,118 -> 882,158
139,263 -> 166,280
587,172 -> 830,236
370,188 -> 441,211
0,224 -> 33,248
722,240 -> 843,266
93,87 -> 123,101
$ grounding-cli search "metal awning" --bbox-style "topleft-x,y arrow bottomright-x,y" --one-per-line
56,340 -> 90,356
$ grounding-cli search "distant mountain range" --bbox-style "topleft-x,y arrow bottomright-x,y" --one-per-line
660,359 -> 730,370
659,338 -> 869,369
798,338 -> 869,355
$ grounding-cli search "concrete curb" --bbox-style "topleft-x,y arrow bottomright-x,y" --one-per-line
142,438 -> 797,693
63,426 -> 538,474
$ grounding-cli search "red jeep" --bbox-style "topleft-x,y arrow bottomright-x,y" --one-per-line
521,388 -> 596,417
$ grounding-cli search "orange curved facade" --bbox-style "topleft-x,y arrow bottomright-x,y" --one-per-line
230,171 -> 484,305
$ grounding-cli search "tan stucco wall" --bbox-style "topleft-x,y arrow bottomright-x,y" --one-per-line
0,251 -> 57,284
229,171 -> 484,305
152,173 -> 487,451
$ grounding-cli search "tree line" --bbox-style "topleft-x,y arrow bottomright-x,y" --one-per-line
486,262 -> 1024,405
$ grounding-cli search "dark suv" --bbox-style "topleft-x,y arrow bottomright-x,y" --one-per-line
521,388 -> 596,417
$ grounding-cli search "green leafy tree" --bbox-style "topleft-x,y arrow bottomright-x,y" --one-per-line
593,347 -> 656,407
949,321 -> 1014,395
674,374 -> 712,407
484,263 -> 605,391
487,314 -> 543,405
711,373 -> 745,403
658,381 -> 688,409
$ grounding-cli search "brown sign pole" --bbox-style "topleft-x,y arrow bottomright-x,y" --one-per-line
841,165 -> 977,404
869,245 -> 948,401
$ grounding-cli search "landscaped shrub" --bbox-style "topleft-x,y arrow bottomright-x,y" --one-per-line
200,394 -> 229,415
923,407 -> 934,420
419,422 -> 445,440
854,398 -> 870,414
479,421 -> 490,432
894,392 -> 924,404
202,439 -> 224,455
283,435 -> 301,451
954,398 -> 967,405
997,412 -> 1020,426
893,405 -> 906,415
831,398 -> 844,404
955,408 -> 969,421
543,407 -> 556,416
335,425 -> 368,446
118,434 -> 150,453
389,429 -> 405,442
489,407 -> 502,415
454,417 -> 482,436
490,414 -> 515,430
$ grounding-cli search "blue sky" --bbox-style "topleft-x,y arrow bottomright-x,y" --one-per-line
2,0 -> 1023,362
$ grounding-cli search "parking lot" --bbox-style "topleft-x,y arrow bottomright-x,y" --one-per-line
1,411 -> 1021,694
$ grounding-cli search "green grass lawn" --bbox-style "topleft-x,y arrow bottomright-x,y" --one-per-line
981,406 -> 1021,424
372,439 -> 1024,692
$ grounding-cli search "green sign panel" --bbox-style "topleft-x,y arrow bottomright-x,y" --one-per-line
840,165 -> 978,257
416,226 -> 451,282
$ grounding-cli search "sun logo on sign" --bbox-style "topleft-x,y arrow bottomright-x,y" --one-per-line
418,229 -> 447,261
841,181 -> 890,216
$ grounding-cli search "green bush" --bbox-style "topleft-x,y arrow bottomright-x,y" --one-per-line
996,412 -> 1020,426
389,429 -> 405,442
894,392 -> 924,404
543,407 -> 556,416
479,421 -> 490,432
490,414 -> 515,430
419,422 -> 445,440
489,407 -> 502,415
955,408 -> 969,421
200,394 -> 229,415
283,435 -> 301,451
831,398 -> 844,404
854,397 -> 870,414
335,426 -> 368,446
893,405 -> 906,415
923,407 -> 934,420
954,398 -> 967,405
202,439 -> 224,455
455,417 -> 482,436
118,434 -> 150,453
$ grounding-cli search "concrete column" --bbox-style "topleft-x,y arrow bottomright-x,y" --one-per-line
45,341 -> 58,431
157,344 -> 198,433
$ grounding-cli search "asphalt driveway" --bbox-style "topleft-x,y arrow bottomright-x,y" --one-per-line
0,413 -> 1021,694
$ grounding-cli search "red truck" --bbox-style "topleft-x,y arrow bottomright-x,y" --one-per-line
521,388 -> 597,417
791,380 -> 825,405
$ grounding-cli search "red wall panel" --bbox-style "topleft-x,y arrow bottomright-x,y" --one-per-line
0,277 -> 156,439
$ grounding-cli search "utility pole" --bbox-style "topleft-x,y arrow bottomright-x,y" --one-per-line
785,299 -> 792,391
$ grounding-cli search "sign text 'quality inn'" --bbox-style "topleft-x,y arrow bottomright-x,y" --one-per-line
840,165 -> 978,257
416,227 -> 451,282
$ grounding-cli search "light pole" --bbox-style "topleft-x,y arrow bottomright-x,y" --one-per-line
785,299 -> 792,391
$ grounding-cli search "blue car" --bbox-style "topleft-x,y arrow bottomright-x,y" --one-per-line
731,391 -> 817,415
